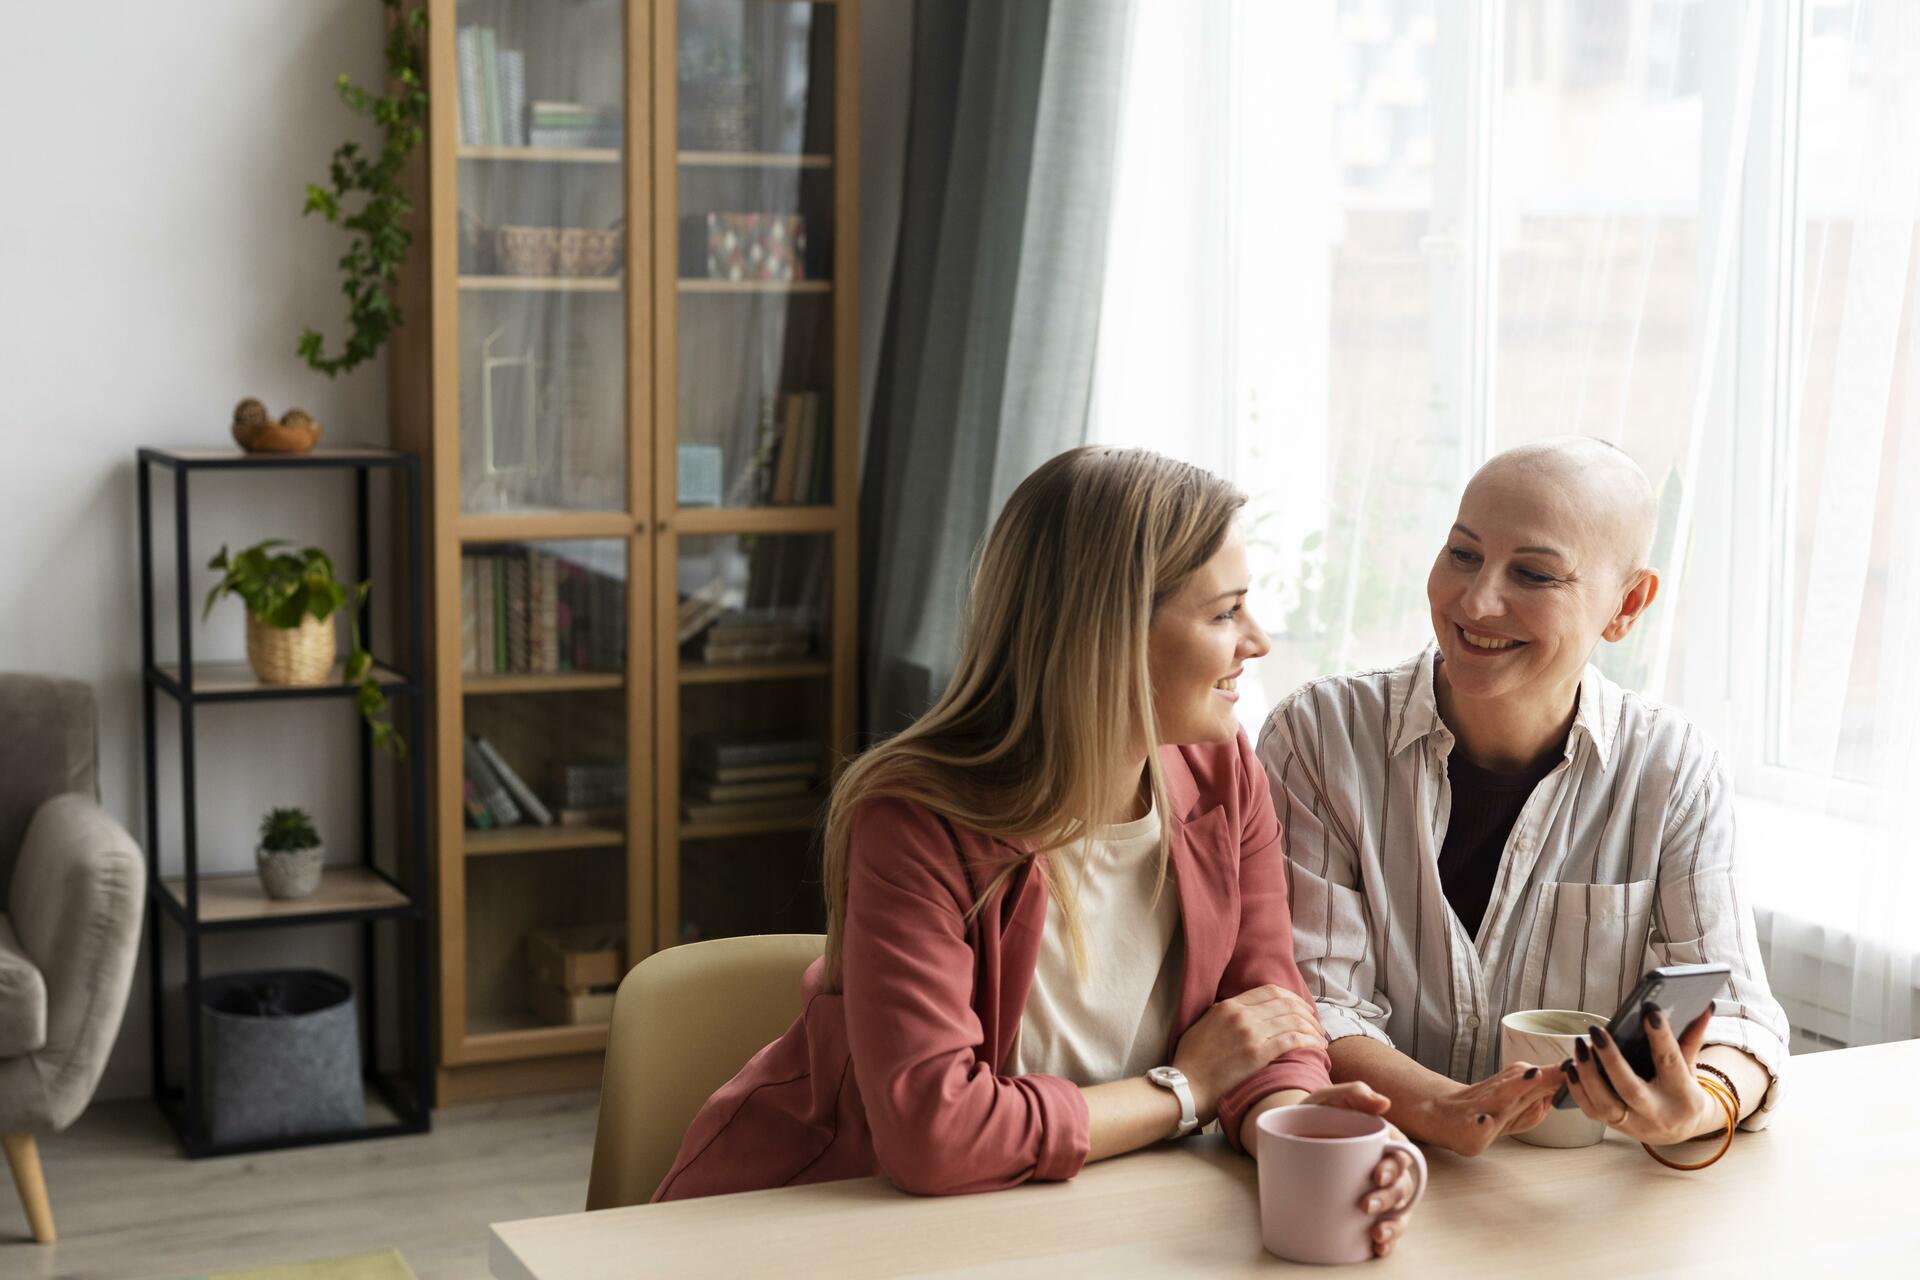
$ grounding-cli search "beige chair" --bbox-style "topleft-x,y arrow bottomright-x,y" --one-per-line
586,933 -> 824,1210
0,675 -> 144,1244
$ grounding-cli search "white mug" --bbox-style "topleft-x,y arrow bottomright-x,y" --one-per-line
1500,1008 -> 1610,1148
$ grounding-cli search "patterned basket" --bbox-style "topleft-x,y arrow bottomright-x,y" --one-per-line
494,225 -> 622,278
246,613 -> 336,687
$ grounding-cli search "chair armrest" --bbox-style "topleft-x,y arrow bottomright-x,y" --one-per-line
8,794 -> 143,1129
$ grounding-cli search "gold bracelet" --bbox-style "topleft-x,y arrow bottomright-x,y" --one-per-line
1694,1061 -> 1742,1118
1641,1076 -> 1736,1171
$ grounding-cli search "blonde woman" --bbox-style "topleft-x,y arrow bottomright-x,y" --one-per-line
654,449 -> 1419,1256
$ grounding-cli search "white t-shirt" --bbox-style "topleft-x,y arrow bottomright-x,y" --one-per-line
1009,804 -> 1184,1085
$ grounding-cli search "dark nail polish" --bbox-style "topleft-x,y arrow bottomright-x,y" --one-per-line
1523,1066 -> 1540,1080
1560,1057 -> 1575,1073
1588,1025 -> 1609,1046
1574,1037 -> 1591,1064
1564,1063 -> 1580,1084
1642,1002 -> 1663,1029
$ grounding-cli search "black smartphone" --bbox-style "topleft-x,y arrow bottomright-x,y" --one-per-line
1551,962 -> 1730,1108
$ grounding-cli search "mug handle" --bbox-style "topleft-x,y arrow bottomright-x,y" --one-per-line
1377,1139 -> 1428,1223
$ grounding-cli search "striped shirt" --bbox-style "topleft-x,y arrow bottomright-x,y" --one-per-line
1256,646 -> 1789,1128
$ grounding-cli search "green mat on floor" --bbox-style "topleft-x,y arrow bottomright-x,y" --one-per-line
190,1248 -> 417,1280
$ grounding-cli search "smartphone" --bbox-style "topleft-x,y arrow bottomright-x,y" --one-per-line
1551,962 -> 1730,1108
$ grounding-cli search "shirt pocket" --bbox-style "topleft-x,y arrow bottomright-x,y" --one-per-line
1516,880 -> 1656,1019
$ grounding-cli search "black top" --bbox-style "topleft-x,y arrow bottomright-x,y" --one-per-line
1437,747 -> 1560,939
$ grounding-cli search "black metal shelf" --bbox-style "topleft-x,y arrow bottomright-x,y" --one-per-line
136,443 -> 433,1158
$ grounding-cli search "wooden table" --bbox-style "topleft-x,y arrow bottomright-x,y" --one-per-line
491,1039 -> 1920,1277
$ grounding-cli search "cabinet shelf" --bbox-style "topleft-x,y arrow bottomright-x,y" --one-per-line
459,145 -> 621,164
460,275 -> 623,293
464,826 -> 626,858
464,672 -> 625,696
677,279 -> 832,295
679,660 -> 830,686
679,150 -> 832,169
680,815 -> 820,840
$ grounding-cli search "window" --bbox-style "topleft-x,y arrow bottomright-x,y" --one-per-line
1091,0 -> 1920,963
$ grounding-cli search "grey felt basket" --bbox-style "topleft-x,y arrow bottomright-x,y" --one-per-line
200,969 -> 363,1145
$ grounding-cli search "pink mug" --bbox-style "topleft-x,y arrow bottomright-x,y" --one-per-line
1256,1104 -> 1428,1265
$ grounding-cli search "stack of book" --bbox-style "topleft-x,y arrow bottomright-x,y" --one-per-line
528,100 -> 622,149
455,26 -> 528,146
694,607 -> 815,664
553,758 -> 627,828
461,546 -> 627,675
461,734 -> 554,829
683,736 -> 823,826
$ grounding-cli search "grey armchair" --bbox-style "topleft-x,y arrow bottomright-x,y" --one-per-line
0,675 -> 143,1244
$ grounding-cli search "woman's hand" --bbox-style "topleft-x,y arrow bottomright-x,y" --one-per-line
1562,1006 -> 1720,1146
1172,985 -> 1326,1124
1296,1082 -> 1418,1259
1405,1062 -> 1564,1157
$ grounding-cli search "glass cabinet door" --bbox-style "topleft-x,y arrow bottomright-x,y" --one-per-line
455,0 -> 628,516
672,0 -> 838,512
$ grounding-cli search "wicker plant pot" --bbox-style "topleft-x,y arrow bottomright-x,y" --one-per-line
246,613 -> 336,686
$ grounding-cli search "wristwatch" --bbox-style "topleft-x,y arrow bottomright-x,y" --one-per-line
1146,1065 -> 1199,1138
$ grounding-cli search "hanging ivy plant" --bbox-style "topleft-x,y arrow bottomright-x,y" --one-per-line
299,0 -> 429,378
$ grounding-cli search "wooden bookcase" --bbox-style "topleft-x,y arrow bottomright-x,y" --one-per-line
391,0 -> 858,1104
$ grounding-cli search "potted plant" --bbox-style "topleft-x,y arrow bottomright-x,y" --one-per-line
256,806 -> 325,900
203,539 -> 404,756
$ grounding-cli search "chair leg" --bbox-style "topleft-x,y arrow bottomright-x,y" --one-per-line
3,1133 -> 55,1243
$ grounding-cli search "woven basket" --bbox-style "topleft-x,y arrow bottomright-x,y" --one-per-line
494,225 -> 622,278
246,613 -> 336,686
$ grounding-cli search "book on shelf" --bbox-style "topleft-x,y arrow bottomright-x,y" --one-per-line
472,734 -> 554,827
690,735 -> 823,772
676,575 -> 730,644
462,735 -> 522,828
498,47 -> 528,147
770,393 -> 805,504
461,776 -> 494,829
456,27 -> 485,147
701,639 -> 812,664
554,759 -> 627,809
699,758 -> 822,786
682,794 -> 821,827
460,559 -> 480,672
464,546 -> 624,675
477,27 -> 503,147
504,555 -> 531,673
556,805 -> 624,829
685,776 -> 814,804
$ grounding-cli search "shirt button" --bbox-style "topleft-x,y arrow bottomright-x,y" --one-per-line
1467,1015 -> 1481,1029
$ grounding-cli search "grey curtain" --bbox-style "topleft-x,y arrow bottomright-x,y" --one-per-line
860,0 -> 1136,736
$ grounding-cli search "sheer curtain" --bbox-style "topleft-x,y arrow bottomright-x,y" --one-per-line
1090,0 -> 1920,1049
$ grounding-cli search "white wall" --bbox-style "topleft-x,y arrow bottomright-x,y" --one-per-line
0,3 -> 910,1107
1,2 -> 395,1103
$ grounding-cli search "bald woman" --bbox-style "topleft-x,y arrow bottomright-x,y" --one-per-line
1257,437 -> 1787,1161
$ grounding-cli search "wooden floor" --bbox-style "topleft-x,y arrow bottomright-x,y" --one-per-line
0,1091 -> 600,1280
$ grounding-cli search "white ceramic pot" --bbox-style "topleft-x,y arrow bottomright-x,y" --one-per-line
256,845 -> 325,900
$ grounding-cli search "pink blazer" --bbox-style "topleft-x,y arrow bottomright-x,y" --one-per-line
653,731 -> 1332,1201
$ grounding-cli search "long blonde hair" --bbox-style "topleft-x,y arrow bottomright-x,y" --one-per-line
823,446 -> 1246,984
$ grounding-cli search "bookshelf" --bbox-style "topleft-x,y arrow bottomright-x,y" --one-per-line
136,446 -> 431,1156
393,0 -> 857,1104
